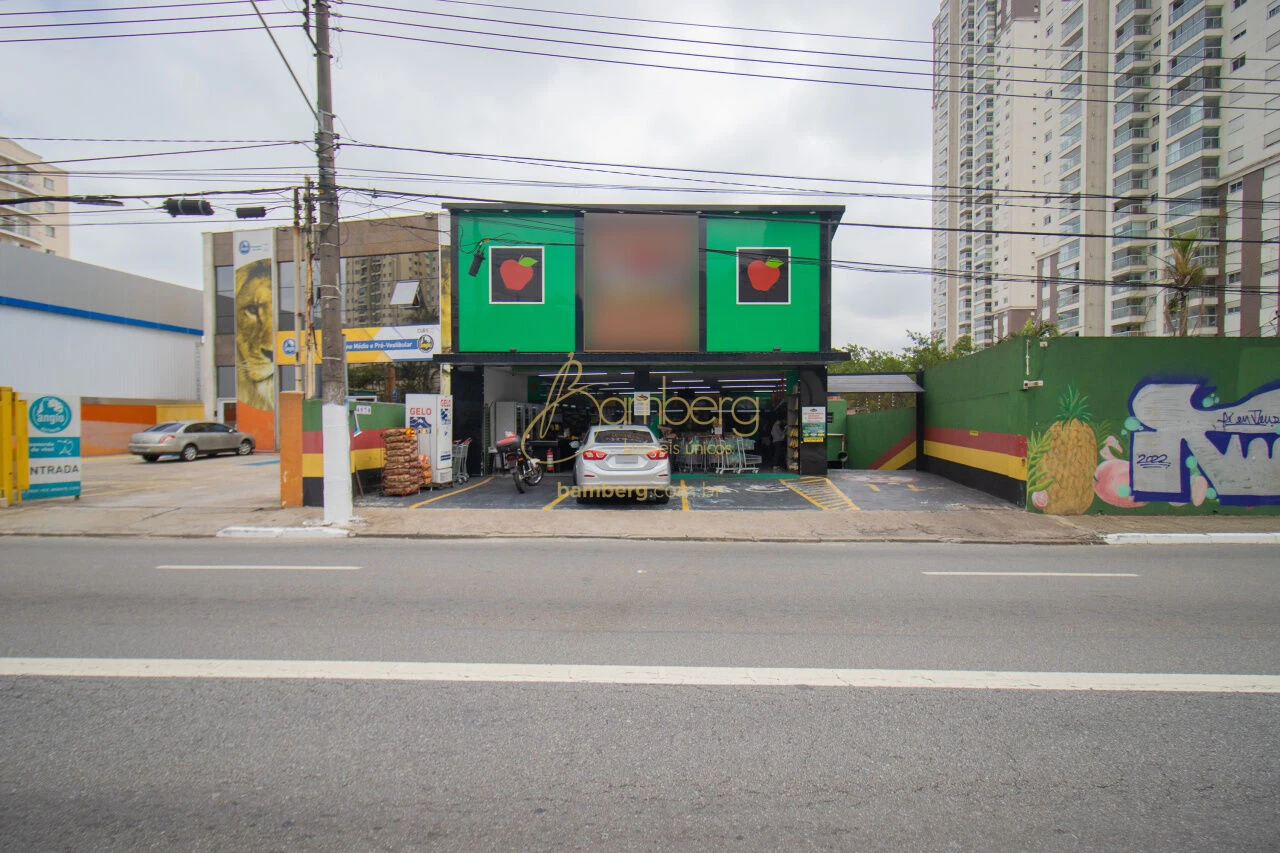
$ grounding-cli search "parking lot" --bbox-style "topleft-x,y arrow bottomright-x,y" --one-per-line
73,453 -> 1012,514
359,469 -> 1013,513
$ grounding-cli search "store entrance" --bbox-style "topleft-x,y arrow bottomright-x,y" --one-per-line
467,363 -> 829,477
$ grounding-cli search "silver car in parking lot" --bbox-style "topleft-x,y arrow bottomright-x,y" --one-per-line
572,425 -> 671,504
128,421 -> 255,462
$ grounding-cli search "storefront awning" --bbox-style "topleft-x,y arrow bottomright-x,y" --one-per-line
828,374 -> 923,394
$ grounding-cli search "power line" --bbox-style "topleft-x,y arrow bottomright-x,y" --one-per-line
246,0 -> 318,121
0,24 -> 274,43
333,25 -> 1280,112
1,141 -> 309,168
338,1 -> 1280,88
0,10 -> 291,30
0,0 -> 262,16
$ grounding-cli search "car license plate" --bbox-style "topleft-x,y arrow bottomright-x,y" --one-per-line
616,455 -> 640,466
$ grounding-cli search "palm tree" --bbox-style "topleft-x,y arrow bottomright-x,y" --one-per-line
1159,231 -> 1206,337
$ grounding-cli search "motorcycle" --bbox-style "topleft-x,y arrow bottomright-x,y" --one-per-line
495,431 -> 543,493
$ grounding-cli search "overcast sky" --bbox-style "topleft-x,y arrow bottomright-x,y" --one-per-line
1,0 -> 939,351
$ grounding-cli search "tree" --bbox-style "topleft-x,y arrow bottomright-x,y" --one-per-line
831,330 -> 974,412
1159,231 -> 1206,337
1001,318 -> 1060,341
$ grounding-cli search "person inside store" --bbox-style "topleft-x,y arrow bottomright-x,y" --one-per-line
770,416 -> 785,470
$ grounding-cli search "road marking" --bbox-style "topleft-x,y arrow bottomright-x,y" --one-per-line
907,484 -> 921,492
157,565 -> 361,571
410,475 -> 493,508
865,483 -> 881,492
1,659 -> 1277,693
680,481 -> 691,512
542,487 -> 572,511
924,571 -> 1140,577
784,477 -> 860,511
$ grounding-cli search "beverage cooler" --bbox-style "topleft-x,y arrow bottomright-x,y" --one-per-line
405,393 -> 453,486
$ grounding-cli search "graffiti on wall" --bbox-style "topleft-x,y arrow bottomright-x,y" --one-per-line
1127,380 -> 1280,507
1028,381 -> 1280,513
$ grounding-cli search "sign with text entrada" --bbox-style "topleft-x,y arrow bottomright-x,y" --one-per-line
524,354 -> 763,465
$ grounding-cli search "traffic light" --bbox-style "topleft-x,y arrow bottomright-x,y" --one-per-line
162,198 -> 214,217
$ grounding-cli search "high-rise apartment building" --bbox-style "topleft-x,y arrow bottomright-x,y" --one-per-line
0,137 -> 69,258
932,0 -> 1280,344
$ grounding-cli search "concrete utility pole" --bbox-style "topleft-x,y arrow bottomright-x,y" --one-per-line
315,0 -> 353,523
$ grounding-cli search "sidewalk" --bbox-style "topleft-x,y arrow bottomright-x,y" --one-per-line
3,499 -> 1279,545
0,454 -> 1275,544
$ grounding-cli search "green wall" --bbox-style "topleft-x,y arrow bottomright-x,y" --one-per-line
845,407 -> 916,469
705,214 -> 821,352
922,337 -> 1280,515
456,213 -> 577,353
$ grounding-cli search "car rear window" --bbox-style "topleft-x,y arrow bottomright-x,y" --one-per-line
146,423 -> 183,432
594,429 -> 654,445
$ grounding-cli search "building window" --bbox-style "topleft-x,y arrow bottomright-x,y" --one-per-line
215,264 -> 234,334
1231,55 -> 1246,70
1229,179 -> 1244,193
216,365 -> 236,399
277,260 -> 296,332
42,177 -> 54,190
44,226 -> 55,237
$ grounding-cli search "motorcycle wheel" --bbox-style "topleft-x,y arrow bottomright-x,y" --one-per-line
513,465 -> 527,493
524,461 -> 544,487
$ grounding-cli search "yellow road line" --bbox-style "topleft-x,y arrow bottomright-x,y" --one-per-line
680,481 -> 691,511
543,485 -> 572,510
784,477 -> 860,511
865,483 -> 881,492
410,476 -> 493,508
907,484 -> 921,492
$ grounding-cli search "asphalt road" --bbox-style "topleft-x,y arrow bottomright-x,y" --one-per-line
1,538 -> 1277,850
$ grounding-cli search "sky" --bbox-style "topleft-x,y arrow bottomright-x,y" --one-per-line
1,0 -> 940,352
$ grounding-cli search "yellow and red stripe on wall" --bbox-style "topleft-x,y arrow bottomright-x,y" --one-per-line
922,427 -> 1027,481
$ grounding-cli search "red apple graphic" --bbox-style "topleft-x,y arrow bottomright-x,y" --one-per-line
500,256 -> 538,291
747,257 -> 784,291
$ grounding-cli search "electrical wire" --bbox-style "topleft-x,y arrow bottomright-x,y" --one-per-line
247,0 -> 319,121
332,25 -> 1280,112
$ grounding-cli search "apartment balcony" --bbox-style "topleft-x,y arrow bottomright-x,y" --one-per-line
1171,0 -> 1206,27
1114,173 -> 1150,196
1110,324 -> 1148,336
1113,73 -> 1151,96
1112,249 -> 1151,270
1114,0 -> 1151,28
1113,148 -> 1149,171
1166,161 -> 1219,194
1111,299 -> 1153,320
1167,101 -> 1221,138
1115,48 -> 1152,74
1061,171 -> 1082,193
0,171 -> 38,194
1113,124 -> 1149,147
1058,292 -> 1081,311
1115,20 -> 1152,48
0,215 -> 40,247
1113,99 -> 1150,123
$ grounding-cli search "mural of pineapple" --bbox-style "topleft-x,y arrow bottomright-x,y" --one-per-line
1029,385 -> 1097,514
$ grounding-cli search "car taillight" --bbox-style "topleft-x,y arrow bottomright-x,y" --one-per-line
582,449 -> 608,460
646,450 -> 669,460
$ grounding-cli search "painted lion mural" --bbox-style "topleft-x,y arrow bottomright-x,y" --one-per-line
235,258 -> 275,412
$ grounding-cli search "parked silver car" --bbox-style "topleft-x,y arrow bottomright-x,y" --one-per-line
572,425 -> 671,504
128,421 -> 255,462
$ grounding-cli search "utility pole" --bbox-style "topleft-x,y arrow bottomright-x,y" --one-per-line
315,0 -> 352,523
302,175 -> 317,399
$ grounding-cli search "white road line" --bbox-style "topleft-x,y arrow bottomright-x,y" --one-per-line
156,565 -> 362,571
923,571 -> 1140,577
1,659 -> 1276,693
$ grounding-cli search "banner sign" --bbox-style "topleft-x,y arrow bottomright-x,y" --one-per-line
23,393 -> 81,500
276,325 -> 440,364
801,406 -> 826,443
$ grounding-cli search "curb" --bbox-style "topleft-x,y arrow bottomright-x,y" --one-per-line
216,526 -> 352,539
1103,532 -> 1280,545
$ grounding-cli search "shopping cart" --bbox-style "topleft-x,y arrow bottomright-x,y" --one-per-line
452,438 -> 471,484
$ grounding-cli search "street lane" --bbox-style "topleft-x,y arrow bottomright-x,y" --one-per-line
0,538 -> 1276,674
2,537 -> 1277,850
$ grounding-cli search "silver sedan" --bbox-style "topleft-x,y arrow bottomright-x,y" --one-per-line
128,421 -> 255,463
571,425 -> 671,504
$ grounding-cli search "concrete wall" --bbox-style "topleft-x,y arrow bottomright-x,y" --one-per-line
922,337 -> 1280,514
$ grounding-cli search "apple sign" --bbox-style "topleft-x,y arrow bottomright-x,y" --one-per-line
489,247 -> 544,303
738,249 -> 789,304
